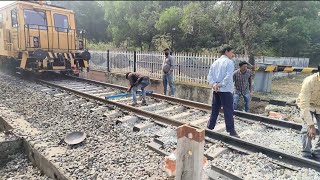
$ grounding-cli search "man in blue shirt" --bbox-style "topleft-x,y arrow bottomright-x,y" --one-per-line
207,46 -> 239,138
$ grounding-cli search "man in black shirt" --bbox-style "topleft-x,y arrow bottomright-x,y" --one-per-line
125,72 -> 150,106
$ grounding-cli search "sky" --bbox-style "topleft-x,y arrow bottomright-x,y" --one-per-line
0,1 -> 15,8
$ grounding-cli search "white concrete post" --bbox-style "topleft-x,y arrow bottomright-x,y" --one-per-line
175,125 -> 205,180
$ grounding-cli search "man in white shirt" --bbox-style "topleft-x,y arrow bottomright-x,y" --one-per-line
207,46 -> 239,138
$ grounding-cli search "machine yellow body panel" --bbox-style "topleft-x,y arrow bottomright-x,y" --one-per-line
0,1 -> 90,74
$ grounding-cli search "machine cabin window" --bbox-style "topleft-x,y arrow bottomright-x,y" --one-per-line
11,10 -> 18,27
24,10 -> 47,30
54,14 -> 69,33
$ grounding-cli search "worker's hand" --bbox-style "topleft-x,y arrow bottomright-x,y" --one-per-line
127,88 -> 131,92
213,84 -> 219,93
307,125 -> 316,140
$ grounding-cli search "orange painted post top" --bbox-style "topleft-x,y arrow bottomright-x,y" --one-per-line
177,124 -> 205,142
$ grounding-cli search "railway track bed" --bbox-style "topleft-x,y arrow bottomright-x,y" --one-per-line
0,72 -> 319,179
38,77 -> 318,158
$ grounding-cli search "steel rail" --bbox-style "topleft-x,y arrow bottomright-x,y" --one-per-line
201,127 -> 320,171
37,77 -> 320,171
251,96 -> 297,107
65,75 -> 303,131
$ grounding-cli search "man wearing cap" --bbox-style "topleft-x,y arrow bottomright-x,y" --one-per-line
126,72 -> 150,106
233,61 -> 253,112
296,71 -> 320,161
162,48 -> 175,96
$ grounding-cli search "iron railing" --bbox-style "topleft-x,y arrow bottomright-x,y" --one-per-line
89,50 -> 310,85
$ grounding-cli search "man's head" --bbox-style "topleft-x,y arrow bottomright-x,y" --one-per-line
239,61 -> 248,72
220,46 -> 234,59
164,48 -> 170,56
125,72 -> 131,79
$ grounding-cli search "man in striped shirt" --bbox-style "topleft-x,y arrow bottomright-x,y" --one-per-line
233,61 -> 253,112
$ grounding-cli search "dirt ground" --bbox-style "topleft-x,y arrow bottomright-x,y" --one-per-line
249,72 -> 310,115
253,72 -> 309,101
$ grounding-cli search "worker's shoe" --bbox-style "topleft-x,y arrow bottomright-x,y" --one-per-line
141,100 -> 148,106
302,155 -> 313,160
130,102 -> 138,106
229,131 -> 240,138
312,155 -> 320,161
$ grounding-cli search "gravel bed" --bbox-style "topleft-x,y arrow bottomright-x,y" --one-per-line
265,104 -> 302,123
212,152 -> 320,180
182,111 -> 209,122
158,130 -> 177,153
197,113 -> 305,157
0,132 -> 19,141
0,152 -> 50,180
144,103 -> 170,112
0,73 -> 167,179
240,124 -> 316,156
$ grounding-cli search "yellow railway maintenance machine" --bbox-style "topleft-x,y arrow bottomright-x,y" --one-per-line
0,1 -> 90,76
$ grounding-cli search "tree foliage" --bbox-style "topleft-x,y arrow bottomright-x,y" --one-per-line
51,1 -> 109,42
53,1 -> 320,65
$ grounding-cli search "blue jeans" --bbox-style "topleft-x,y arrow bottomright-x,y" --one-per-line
162,73 -> 175,96
301,112 -> 320,158
131,79 -> 150,104
233,93 -> 250,112
207,92 -> 235,133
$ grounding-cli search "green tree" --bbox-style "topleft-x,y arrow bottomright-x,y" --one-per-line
51,1 -> 109,42
232,1 -> 275,64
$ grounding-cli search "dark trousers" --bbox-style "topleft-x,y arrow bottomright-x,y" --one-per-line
207,92 -> 235,133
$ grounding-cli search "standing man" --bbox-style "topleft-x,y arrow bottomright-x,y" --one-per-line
233,61 -> 253,112
126,72 -> 150,106
296,72 -> 320,161
207,46 -> 239,137
162,48 -> 175,96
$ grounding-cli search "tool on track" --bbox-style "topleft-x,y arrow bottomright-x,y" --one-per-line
105,90 -> 153,100
64,131 -> 86,145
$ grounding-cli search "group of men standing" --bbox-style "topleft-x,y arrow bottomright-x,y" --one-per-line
206,46 -> 319,160
125,48 -> 175,106
124,46 -> 319,160
207,46 -> 252,138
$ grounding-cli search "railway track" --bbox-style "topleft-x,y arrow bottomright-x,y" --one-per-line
33,74 -> 319,176
251,96 -> 297,107
0,71 -> 318,179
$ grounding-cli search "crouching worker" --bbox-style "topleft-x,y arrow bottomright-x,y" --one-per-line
125,72 -> 150,106
296,71 -> 320,161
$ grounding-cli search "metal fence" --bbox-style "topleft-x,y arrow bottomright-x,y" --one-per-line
89,50 -> 309,85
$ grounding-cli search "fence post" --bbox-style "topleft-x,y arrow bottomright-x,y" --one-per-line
175,125 -> 205,180
134,51 -> 137,72
107,50 -> 110,72
151,63 -> 154,73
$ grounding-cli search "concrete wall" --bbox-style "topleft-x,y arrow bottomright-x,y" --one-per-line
84,70 -> 212,104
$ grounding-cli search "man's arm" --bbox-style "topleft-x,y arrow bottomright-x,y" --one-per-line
217,61 -> 234,88
168,56 -> 174,74
248,70 -> 252,92
207,63 -> 217,86
298,78 -> 313,126
127,75 -> 136,91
